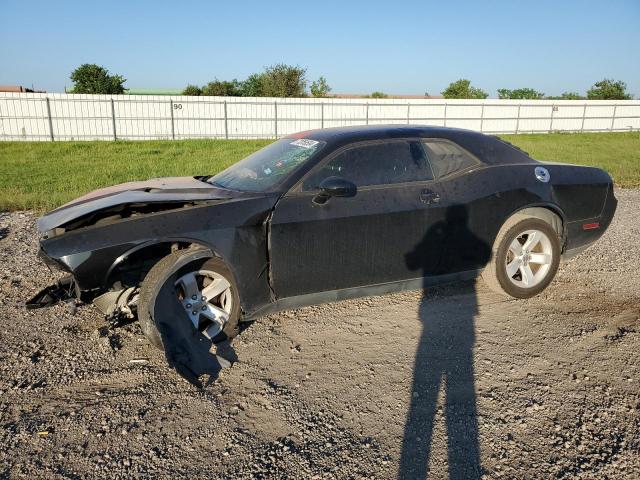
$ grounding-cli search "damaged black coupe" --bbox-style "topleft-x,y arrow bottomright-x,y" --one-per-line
30,125 -> 616,378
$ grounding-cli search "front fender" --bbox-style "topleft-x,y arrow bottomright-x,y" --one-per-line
103,237 -> 215,287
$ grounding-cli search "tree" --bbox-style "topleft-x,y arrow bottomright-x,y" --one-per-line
442,79 -> 488,99
201,79 -> 242,96
239,73 -> 265,97
70,64 -> 126,94
369,91 -> 388,99
587,79 -> 632,100
260,64 -> 307,97
182,84 -> 202,96
183,64 -> 325,98
497,88 -> 544,99
546,91 -> 586,100
310,76 -> 331,97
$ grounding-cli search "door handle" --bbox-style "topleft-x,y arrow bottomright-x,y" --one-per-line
420,190 -> 440,204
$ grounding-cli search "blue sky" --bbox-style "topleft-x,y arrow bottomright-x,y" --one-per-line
1,0 -> 639,97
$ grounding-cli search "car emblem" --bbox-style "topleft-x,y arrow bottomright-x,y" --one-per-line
534,166 -> 550,183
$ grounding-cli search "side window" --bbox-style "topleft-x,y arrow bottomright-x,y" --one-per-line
302,140 -> 433,190
422,140 -> 479,179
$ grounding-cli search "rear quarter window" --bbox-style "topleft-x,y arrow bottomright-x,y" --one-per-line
422,140 -> 480,179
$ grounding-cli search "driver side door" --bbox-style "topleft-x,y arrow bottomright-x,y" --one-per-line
268,138 -> 444,299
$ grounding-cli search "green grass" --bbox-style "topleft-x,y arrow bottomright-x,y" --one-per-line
0,139 -> 270,211
0,132 -> 638,211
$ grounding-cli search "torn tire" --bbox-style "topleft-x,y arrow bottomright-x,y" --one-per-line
137,250 -> 241,350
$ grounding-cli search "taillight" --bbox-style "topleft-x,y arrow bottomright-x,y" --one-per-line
582,222 -> 600,230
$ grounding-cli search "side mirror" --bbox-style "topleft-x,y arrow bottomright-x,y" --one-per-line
319,176 -> 357,197
313,176 -> 357,205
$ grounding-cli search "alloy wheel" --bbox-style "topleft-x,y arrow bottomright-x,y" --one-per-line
174,269 -> 233,339
505,229 -> 553,288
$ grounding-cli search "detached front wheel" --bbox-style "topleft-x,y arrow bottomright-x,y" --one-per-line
482,216 -> 561,298
137,251 -> 241,350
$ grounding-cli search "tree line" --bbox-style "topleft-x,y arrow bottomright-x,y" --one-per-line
67,64 -> 633,100
181,64 -> 332,97
441,78 -> 633,100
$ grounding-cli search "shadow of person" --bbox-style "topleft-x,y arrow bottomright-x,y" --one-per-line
399,204 -> 491,479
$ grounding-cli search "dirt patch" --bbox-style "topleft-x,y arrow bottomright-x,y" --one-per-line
0,190 -> 639,479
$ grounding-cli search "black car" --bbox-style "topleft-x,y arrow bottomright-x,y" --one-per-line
30,125 -> 617,379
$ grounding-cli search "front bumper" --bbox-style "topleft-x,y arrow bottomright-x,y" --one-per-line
25,275 -> 77,309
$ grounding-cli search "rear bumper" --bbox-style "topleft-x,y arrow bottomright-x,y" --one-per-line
562,183 -> 617,258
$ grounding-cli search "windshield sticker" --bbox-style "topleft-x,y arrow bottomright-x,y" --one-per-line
290,139 -> 319,149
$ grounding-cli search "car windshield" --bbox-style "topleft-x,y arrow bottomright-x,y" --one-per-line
208,138 -> 325,192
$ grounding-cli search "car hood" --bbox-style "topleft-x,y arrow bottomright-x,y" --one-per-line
37,176 -> 235,233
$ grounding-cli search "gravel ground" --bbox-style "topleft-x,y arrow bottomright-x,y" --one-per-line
0,189 -> 638,479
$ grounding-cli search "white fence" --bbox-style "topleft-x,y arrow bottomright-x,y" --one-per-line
1,92 -> 639,141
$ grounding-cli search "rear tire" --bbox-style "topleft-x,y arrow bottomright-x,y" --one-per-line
482,215 -> 561,298
137,251 -> 240,350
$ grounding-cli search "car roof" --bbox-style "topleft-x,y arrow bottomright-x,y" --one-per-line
289,124 -> 469,143
286,125 -> 535,166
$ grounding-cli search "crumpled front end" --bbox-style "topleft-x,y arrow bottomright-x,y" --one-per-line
26,240 -> 122,310
26,187 -> 278,325
27,178 -> 229,312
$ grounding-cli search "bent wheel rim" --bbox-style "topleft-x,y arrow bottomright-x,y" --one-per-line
505,229 -> 553,289
174,269 -> 233,339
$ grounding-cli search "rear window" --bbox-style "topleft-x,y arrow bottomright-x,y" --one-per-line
421,140 -> 479,179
